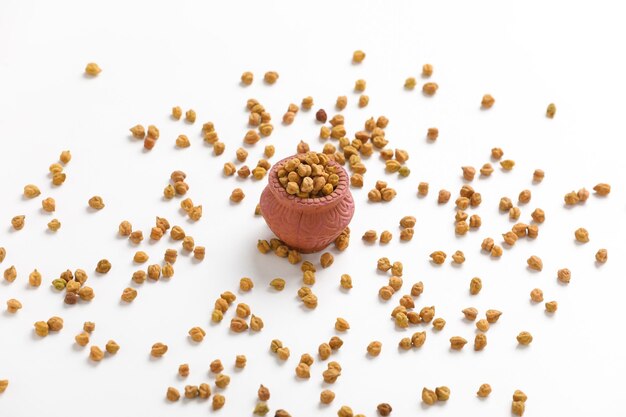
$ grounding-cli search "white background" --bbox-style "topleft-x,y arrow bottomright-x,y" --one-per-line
1,1 -> 625,416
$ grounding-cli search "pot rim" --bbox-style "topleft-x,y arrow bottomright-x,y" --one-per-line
267,154 -> 350,211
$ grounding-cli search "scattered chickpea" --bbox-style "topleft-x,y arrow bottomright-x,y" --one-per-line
176,363 -> 189,378
564,191 -> 579,205
230,188 -> 245,203
486,309 -> 502,323
476,319 -> 490,332
477,384 -> 492,397
235,355 -> 247,368
530,288 -> 544,302
23,184 -> 41,198
545,301 -> 558,313
335,275 -> 352,291
462,166 -> 476,181
377,403 -> 393,416
490,245 -> 502,258
276,347 -> 290,360
352,50 -> 366,63
193,246 -> 206,261
52,172 -> 66,186
329,336 -> 344,350
185,109 -> 196,123
481,94 -> 495,108
4,266 -> 17,282
301,96 -> 314,110
500,159 -> 515,170
106,340 -> 120,354
34,320 -> 49,336
430,318 -> 445,330
462,307 -> 478,321
171,106 -> 182,120
121,286 -> 138,303
184,385 -> 199,399
147,125 -> 159,140
175,134 -> 190,148
74,332 -> 89,347
320,252 -> 334,268
469,277 -> 482,295
454,197 -> 470,210
422,82 -> 438,95
88,196 -> 105,210
11,215 -> 25,230
380,230 -> 393,244
435,386 -> 450,401
166,387 -> 180,402
489,147 -> 503,159
151,342 -> 168,357
557,268 -> 571,284
509,207 -> 521,220
322,366 -> 341,384
129,125 -> 146,139
270,278 -> 285,291
320,389 -> 335,404
596,248 -> 608,263
362,230 -> 377,243
426,127 -> 439,141
593,183 -> 611,196
516,331 -> 533,345
502,231 -> 518,246
241,71 -> 254,85
474,333 -> 487,350
317,343 -> 332,360
336,95 -> 348,110
188,326 -> 206,342
215,373 -> 230,389
480,163 -> 494,176
85,63 -> 101,76
512,400 -> 526,416
527,255 -> 543,271
256,384 -> 270,402
451,251 -> 465,264
450,336 -> 467,350
399,228 -> 414,241
422,388 -> 437,405
49,163 -> 63,174
163,184 -> 175,199
574,227 -> 589,243
89,346 -> 104,361
335,318 -> 350,332
6,299 -> 22,313
430,251 -> 446,264
212,394 -> 226,410
28,269 -> 42,287
230,317 -> 248,332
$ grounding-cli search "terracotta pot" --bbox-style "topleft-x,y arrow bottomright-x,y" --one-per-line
260,155 -> 355,253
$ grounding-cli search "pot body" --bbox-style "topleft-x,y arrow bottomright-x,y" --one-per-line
260,155 -> 355,253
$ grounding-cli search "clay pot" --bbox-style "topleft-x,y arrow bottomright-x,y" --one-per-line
260,155 -> 355,253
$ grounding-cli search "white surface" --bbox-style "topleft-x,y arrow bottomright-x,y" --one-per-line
1,1 -> 625,416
